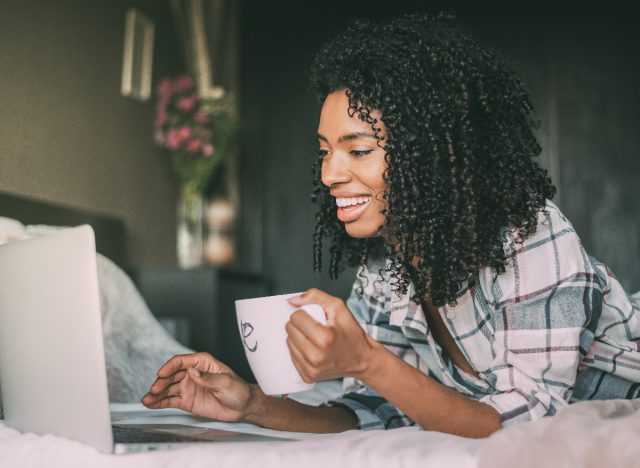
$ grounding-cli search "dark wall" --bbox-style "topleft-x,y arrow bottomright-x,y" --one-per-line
551,8 -> 640,291
238,1 -> 640,296
0,0 -> 184,267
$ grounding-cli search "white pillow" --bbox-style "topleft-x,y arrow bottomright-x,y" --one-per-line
0,217 -> 30,245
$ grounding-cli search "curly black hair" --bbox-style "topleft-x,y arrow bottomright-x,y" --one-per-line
309,13 -> 555,307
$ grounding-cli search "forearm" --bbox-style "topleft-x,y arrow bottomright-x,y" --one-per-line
357,340 -> 501,438
241,385 -> 358,433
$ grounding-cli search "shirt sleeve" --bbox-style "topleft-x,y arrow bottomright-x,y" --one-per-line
479,203 -> 603,426
326,265 -> 416,430
328,383 -> 415,430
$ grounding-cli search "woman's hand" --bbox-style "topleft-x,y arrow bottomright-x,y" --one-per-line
286,288 -> 375,382
141,352 -> 256,422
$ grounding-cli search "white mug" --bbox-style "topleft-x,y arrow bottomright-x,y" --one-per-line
235,292 -> 327,395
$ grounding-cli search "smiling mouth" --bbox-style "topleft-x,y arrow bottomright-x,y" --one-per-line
335,196 -> 371,223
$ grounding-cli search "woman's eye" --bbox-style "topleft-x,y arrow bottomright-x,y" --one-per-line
317,149 -> 330,158
350,149 -> 373,157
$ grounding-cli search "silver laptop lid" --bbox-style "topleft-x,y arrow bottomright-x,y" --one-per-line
0,225 -> 113,453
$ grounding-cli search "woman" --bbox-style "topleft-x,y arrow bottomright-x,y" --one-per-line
142,14 -> 640,438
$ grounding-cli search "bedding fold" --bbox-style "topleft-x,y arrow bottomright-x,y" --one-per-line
478,398 -> 640,468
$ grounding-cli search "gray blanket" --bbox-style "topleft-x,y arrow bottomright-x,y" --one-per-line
97,254 -> 192,402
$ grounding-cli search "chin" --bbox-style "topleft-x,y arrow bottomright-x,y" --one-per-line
344,221 -> 383,238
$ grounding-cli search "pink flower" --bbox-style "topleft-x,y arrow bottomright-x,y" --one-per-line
185,138 -> 203,154
153,75 -> 230,163
176,126 -> 192,141
165,129 -> 181,150
177,94 -> 198,113
202,144 -> 214,157
175,76 -> 194,92
156,79 -> 174,97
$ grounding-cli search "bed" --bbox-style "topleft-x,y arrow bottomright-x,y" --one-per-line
1,390 -> 638,468
1,192 -> 638,468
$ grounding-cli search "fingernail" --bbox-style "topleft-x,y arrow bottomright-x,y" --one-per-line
187,368 -> 200,377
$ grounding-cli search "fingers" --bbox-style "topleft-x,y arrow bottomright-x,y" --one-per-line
142,380 -> 184,408
286,310 -> 334,349
286,323 -> 331,380
186,368 -> 233,393
288,288 -> 332,308
143,395 -> 184,410
148,369 -> 186,395
144,380 -> 181,402
156,352 -> 229,378
156,353 -> 202,378
286,337 -> 313,383
142,368 -> 236,413
287,288 -> 346,325
146,366 -> 232,400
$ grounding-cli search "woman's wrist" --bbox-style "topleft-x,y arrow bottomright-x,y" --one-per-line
240,384 -> 268,423
350,335 -> 387,382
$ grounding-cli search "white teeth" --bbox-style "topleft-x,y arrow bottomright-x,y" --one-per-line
335,196 -> 371,208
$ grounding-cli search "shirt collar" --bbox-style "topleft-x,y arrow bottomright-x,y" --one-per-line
365,258 -> 430,334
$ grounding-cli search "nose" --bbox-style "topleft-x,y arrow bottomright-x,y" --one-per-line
321,153 -> 351,187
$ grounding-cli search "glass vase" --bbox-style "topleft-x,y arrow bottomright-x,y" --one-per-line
176,188 -> 204,269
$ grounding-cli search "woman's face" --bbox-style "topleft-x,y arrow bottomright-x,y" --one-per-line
317,91 -> 388,238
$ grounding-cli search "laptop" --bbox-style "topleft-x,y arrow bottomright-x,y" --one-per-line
0,225 -> 292,453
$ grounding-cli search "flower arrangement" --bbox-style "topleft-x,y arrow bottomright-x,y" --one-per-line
154,75 -> 238,268
154,75 -> 238,198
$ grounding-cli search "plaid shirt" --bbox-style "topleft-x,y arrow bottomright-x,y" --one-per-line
329,201 -> 640,429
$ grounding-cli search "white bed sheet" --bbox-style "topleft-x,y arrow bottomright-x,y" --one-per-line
0,381 -> 482,468
0,411 -> 481,468
6,381 -> 639,467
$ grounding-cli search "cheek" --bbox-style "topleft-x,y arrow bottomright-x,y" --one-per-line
371,195 -> 387,213
365,162 -> 388,197
368,156 -> 387,190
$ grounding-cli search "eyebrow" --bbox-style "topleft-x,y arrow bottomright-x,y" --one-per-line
317,131 -> 378,143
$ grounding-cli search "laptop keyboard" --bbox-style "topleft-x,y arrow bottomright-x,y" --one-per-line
112,424 -> 215,444
112,424 -> 293,444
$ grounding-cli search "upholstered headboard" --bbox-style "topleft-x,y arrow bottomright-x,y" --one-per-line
0,192 -> 127,267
